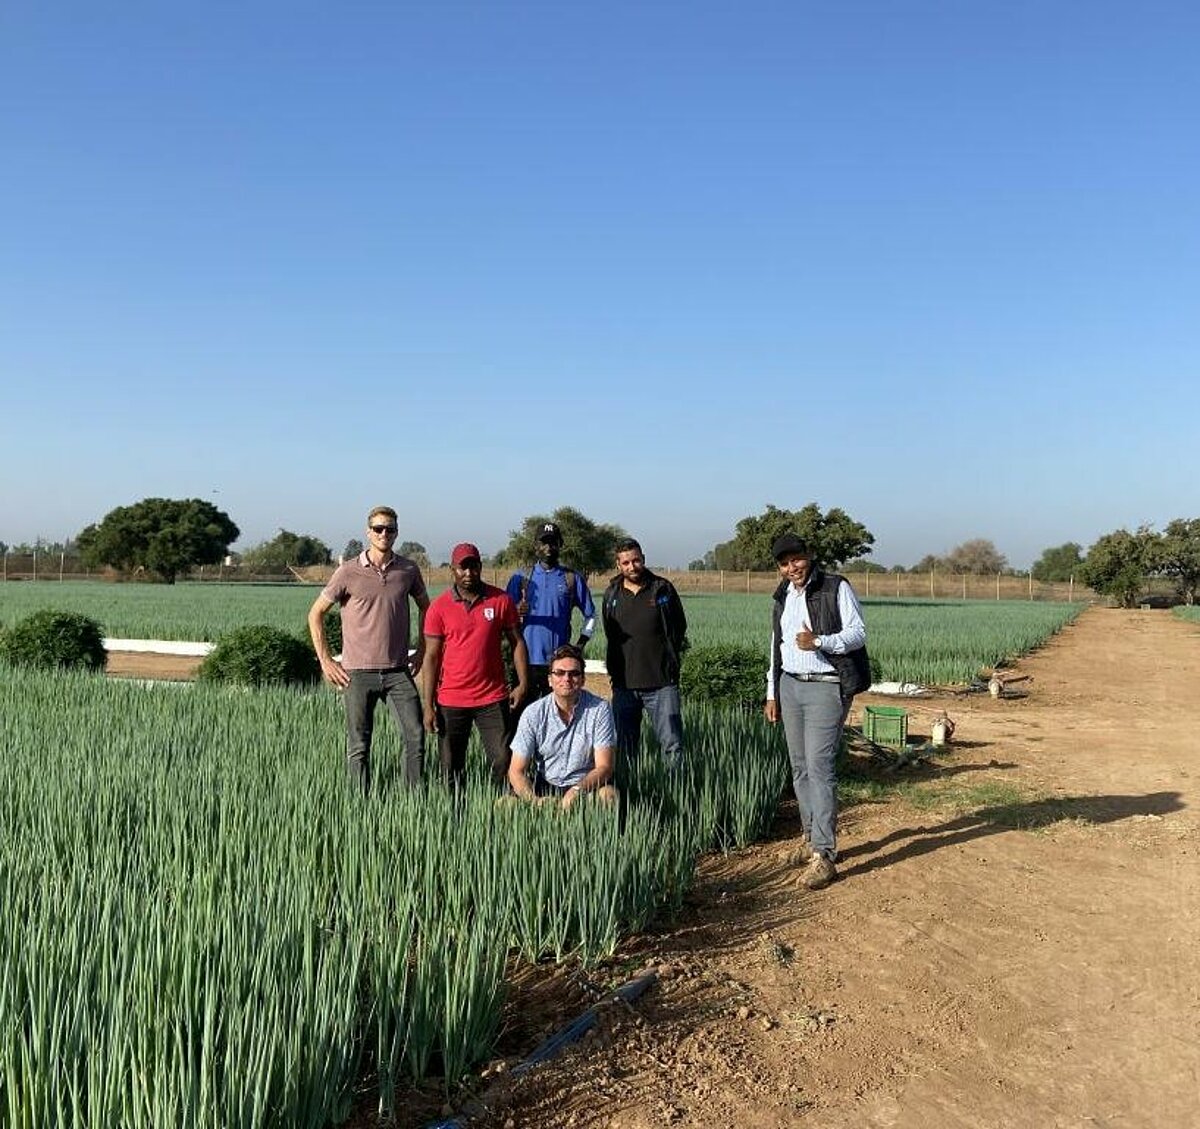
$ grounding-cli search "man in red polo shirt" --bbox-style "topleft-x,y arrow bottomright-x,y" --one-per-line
422,542 -> 529,788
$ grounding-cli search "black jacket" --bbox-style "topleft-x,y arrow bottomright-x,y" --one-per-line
601,571 -> 688,688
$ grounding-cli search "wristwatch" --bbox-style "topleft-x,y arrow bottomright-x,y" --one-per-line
812,635 -> 823,650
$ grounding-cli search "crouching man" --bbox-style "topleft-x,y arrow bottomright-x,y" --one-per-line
508,645 -> 618,808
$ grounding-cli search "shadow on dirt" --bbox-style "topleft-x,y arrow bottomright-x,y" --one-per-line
838,791 -> 1185,877
927,760 -> 1020,778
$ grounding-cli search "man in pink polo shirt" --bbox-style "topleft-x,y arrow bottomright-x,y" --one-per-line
308,505 -> 429,794
422,542 -> 529,788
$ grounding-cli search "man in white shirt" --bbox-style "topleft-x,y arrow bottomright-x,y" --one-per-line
764,533 -> 870,889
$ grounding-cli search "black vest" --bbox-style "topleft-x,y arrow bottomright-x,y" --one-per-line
771,570 -> 872,701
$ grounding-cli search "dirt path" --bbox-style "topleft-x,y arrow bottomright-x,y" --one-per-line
475,608 -> 1200,1128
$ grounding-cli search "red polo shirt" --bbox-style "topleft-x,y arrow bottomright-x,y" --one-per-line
424,583 -> 518,708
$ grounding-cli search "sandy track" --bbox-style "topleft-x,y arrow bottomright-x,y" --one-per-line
475,607 -> 1200,1128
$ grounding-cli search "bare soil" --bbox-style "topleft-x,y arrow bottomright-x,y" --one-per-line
109,609 -> 1200,1127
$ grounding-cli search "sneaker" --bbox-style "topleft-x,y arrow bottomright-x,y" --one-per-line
800,855 -> 837,890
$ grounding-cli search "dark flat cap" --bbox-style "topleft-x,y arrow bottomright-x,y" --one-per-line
771,533 -> 811,560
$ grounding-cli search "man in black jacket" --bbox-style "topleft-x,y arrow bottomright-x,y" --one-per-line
601,538 -> 688,768
765,533 -> 869,890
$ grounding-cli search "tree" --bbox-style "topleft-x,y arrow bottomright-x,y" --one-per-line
342,538 -> 364,560
240,530 -> 331,571
944,538 -> 1008,575
1078,526 -> 1160,608
709,504 -> 874,571
397,540 -> 431,570
1031,542 -> 1083,582
77,498 -> 239,584
844,558 -> 886,573
1158,519 -> 1200,605
912,554 -> 944,573
493,507 -> 629,575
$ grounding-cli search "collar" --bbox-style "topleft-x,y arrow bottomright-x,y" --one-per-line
358,549 -> 396,570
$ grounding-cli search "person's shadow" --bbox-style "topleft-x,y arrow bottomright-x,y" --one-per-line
838,791 -> 1184,877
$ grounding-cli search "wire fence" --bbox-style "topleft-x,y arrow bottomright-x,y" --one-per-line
3,554 -> 1177,605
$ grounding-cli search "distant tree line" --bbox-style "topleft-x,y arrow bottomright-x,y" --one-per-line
13,497 -> 1200,605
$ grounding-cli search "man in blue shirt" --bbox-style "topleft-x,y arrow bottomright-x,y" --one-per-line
508,645 -> 617,808
505,521 -> 596,706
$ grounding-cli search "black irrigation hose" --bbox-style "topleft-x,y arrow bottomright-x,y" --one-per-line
424,970 -> 658,1129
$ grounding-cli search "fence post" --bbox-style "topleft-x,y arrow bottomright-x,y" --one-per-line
996,573 -> 1000,600
59,552 -> 65,582
1069,574 -> 1074,602
33,551 -> 37,582
745,570 -> 750,593
1029,572 -> 1033,600
864,570 -> 870,597
962,574 -> 967,599
929,569 -> 934,599
720,570 -> 725,593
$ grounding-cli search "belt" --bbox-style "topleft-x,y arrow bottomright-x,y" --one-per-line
784,671 -> 840,684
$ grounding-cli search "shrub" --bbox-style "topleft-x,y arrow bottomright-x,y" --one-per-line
304,607 -> 342,656
680,644 -> 765,710
200,625 -> 319,688
0,609 -> 107,672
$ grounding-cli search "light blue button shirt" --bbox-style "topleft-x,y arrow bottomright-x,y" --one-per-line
511,689 -> 616,787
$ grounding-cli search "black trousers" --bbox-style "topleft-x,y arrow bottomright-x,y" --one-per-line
436,699 -> 511,789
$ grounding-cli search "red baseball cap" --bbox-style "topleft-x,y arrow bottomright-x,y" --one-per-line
451,542 -> 482,567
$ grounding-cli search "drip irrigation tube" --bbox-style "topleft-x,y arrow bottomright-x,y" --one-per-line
424,970 -> 657,1129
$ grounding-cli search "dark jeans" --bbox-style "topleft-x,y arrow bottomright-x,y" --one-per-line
612,684 -> 684,768
436,699 -> 511,789
344,668 -> 424,794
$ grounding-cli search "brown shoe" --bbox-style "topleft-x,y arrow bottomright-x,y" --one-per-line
779,841 -> 814,867
800,855 -> 837,890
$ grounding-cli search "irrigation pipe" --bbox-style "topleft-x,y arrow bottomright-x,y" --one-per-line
424,970 -> 658,1129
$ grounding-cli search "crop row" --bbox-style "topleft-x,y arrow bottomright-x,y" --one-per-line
0,669 -> 785,1126
0,582 -> 1082,684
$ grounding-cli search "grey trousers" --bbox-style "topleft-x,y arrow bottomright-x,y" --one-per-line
344,668 -> 425,793
778,677 -> 845,861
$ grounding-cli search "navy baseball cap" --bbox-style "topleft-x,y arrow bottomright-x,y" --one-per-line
537,522 -> 563,543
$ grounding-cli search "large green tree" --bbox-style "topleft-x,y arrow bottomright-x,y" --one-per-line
1078,526 -> 1159,608
240,530 -> 331,570
77,498 -> 239,584
1031,542 -> 1084,582
1158,519 -> 1200,605
493,507 -> 628,575
396,540 -> 431,570
944,538 -> 1008,575
711,504 -> 874,571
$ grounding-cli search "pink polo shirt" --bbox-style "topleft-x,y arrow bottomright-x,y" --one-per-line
321,552 -> 427,671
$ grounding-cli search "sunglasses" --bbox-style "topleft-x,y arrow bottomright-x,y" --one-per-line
369,525 -> 398,534
549,668 -> 584,679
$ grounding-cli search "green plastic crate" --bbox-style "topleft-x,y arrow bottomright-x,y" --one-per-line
862,705 -> 908,748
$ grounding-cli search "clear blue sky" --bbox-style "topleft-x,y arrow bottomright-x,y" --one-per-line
3,2 -> 1197,569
